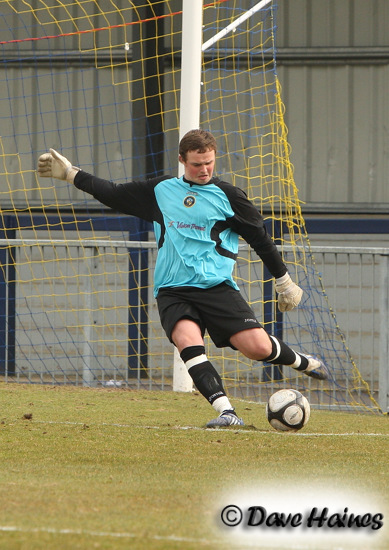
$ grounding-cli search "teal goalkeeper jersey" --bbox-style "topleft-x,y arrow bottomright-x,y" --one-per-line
74,172 -> 287,296
153,177 -> 239,292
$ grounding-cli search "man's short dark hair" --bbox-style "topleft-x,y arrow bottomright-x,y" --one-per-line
179,129 -> 217,161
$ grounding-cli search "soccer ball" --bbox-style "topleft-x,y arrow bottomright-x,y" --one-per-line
266,389 -> 310,432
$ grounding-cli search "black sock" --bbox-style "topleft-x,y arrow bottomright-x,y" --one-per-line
180,346 -> 226,404
263,335 -> 309,370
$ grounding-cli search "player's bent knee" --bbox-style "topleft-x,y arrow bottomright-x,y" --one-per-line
243,344 -> 272,361
230,328 -> 272,360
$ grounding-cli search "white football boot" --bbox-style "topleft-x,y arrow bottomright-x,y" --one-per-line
206,409 -> 245,428
299,355 -> 329,380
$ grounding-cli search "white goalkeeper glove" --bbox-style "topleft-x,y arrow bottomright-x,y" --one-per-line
275,273 -> 303,312
37,148 -> 79,183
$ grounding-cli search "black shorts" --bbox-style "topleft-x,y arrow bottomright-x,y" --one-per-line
156,283 -> 262,348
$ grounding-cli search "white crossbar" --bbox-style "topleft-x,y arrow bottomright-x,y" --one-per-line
202,0 -> 272,52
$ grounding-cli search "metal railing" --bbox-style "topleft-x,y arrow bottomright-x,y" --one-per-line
306,245 -> 388,413
0,239 -> 387,412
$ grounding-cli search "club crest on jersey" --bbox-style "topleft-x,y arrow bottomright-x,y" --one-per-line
183,195 -> 196,208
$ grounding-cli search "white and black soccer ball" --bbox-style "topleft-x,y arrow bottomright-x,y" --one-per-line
266,389 -> 310,432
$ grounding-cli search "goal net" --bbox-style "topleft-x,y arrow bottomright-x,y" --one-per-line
0,0 -> 381,413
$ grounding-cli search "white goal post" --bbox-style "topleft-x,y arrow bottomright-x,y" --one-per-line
173,0 -> 203,392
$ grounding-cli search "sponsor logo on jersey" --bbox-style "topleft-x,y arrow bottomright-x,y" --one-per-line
168,220 -> 205,231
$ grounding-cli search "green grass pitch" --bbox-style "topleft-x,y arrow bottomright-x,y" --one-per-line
0,383 -> 388,550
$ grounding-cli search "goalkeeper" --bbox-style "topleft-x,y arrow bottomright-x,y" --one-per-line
37,129 -> 328,428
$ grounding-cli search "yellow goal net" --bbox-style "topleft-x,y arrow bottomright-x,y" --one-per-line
0,0 -> 381,413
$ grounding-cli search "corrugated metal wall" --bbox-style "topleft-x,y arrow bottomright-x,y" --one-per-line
276,0 -> 389,208
0,2 -> 139,207
1,1 -> 388,210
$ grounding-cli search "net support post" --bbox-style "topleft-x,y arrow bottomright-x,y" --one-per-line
82,246 -> 99,387
173,0 -> 203,393
379,254 -> 389,413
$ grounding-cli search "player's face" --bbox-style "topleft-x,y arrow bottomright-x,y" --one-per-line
179,148 -> 215,185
